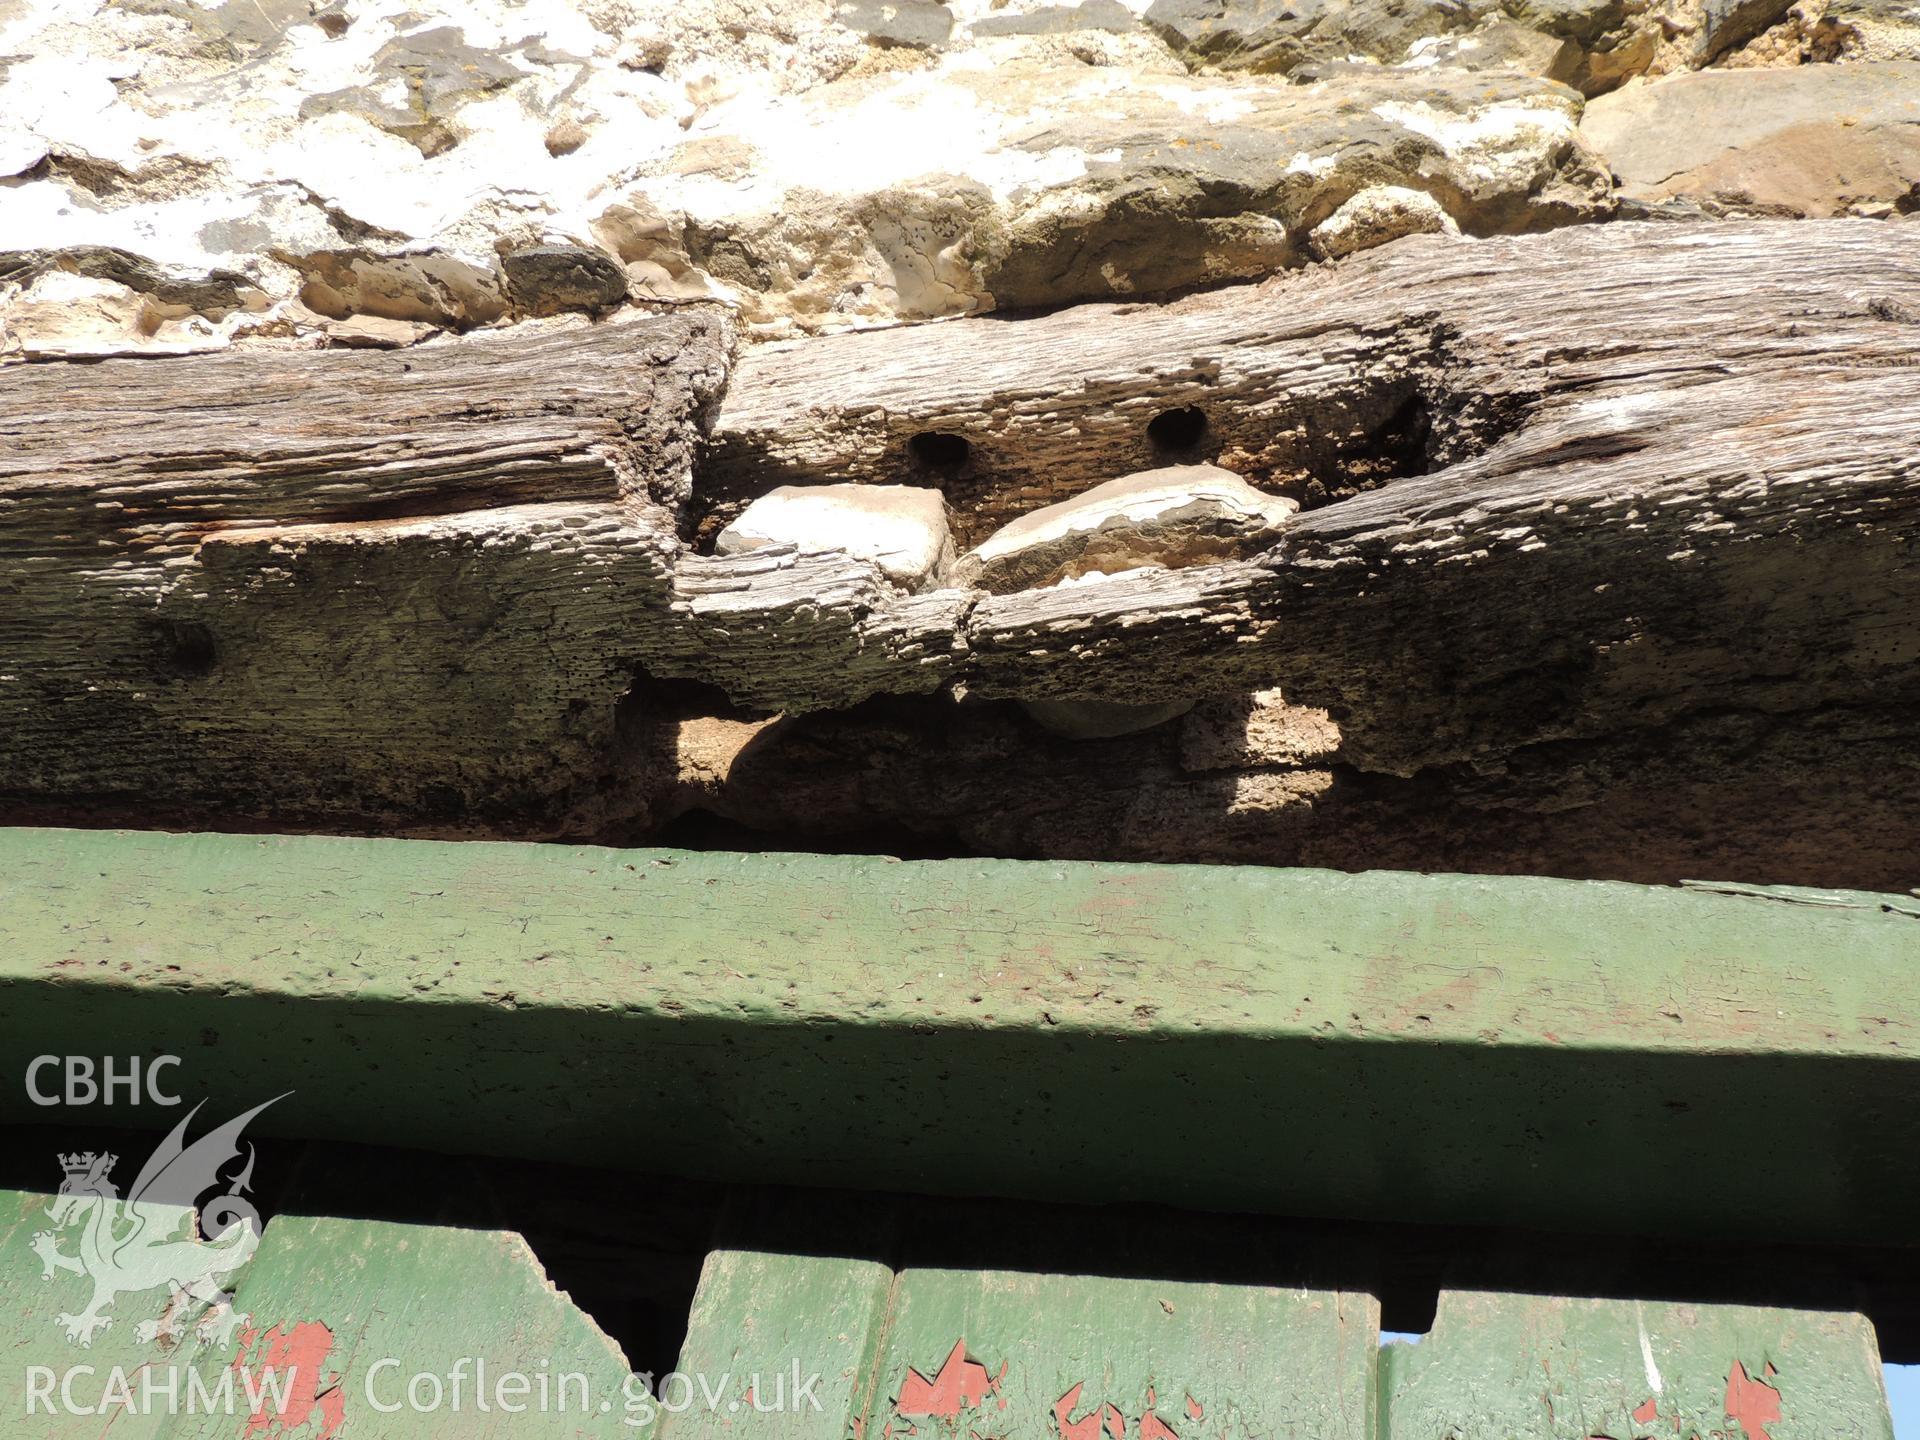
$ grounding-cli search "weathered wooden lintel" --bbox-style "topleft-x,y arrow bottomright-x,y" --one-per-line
7,222 -> 1919,826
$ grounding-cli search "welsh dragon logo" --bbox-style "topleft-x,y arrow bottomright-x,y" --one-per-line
30,1095 -> 285,1348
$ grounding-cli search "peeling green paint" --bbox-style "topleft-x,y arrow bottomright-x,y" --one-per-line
867,1268 -> 1376,1440
0,1189 -> 638,1437
2,827 -> 1917,1241
0,1175 -> 1901,1438
1385,1292 -> 1893,1440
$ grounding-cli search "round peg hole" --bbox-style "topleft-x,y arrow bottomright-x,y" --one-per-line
908,431 -> 971,470
1147,405 -> 1208,453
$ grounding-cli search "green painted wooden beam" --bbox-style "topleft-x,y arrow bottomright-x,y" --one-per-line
2,827 -> 1918,1243
8,1182 -> 1897,1439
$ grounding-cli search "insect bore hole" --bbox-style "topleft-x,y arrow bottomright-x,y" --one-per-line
147,618 -> 218,679
1147,405 -> 1208,454
909,431 -> 971,471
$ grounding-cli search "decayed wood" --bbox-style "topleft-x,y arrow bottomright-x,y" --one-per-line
703,219 -> 1920,543
3,313 -> 733,528
661,222 -> 1920,786
640,685 -> 1920,888
0,313 -> 729,827
2,221 -> 1918,879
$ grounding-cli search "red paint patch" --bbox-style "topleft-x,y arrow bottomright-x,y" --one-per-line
1055,1383 -> 1090,1439
1726,1360 -> 1782,1440
1054,1383 -> 1128,1440
1187,1395 -> 1205,1421
231,1320 -> 345,1439
1634,1399 -> 1660,1424
899,1341 -> 995,1418
1141,1411 -> 1181,1439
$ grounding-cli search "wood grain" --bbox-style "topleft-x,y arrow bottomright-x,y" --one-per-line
0,312 -> 729,829
664,221 -> 1920,790
3,222 -> 1917,877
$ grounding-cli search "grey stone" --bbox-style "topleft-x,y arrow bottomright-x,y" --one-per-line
380,26 -> 524,109
1496,0 -> 1708,92
1145,0 -> 1488,73
1699,0 -> 1794,58
112,0 -> 311,60
1402,16 -> 1581,79
981,66 -> 1607,309
834,0 -> 954,47
0,246 -> 255,314
324,313 -> 440,347
717,484 -> 954,589
1500,0 -> 1627,45
1309,185 -> 1458,260
293,246 -> 512,328
0,0 -> 1613,343
598,63 -> 1607,332
972,0 -> 1139,36
299,26 -> 523,155
501,245 -> 630,317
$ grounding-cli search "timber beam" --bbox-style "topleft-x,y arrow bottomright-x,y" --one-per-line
3,827 -> 1917,1245
2,221 -> 1918,869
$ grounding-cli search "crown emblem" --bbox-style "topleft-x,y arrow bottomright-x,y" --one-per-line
58,1151 -> 114,1178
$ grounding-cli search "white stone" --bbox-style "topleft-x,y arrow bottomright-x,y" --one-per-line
716,483 -> 955,589
0,127 -> 47,178
0,271 -> 230,360
324,314 -> 442,348
1310,185 -> 1460,261
957,464 -> 1300,592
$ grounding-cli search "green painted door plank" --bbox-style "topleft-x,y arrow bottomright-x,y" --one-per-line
663,1248 -> 894,1439
0,1185 -> 641,1437
3,827 -> 1918,1240
0,1178 -> 1902,1440
0,1186 -> 226,1438
865,1267 -> 1377,1440
1385,1291 -> 1893,1440
660,1190 -> 899,1439
157,1213 -> 639,1439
